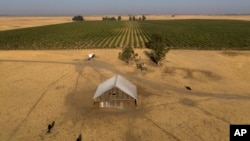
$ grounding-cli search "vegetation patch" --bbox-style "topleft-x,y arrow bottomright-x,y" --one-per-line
0,20 -> 249,50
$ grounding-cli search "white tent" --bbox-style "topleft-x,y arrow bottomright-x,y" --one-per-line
93,74 -> 137,108
88,53 -> 95,58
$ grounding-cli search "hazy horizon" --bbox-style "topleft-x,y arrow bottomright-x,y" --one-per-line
0,0 -> 250,16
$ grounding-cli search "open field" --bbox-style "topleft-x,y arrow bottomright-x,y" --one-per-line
1,20 -> 250,50
0,49 -> 250,141
1,15 -> 250,31
0,16 -> 73,31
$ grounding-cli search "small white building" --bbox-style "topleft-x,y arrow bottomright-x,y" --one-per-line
93,75 -> 137,108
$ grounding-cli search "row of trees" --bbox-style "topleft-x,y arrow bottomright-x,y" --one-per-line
119,33 -> 169,66
102,16 -> 121,21
73,15 -> 146,21
129,15 -> 146,21
102,15 -> 146,21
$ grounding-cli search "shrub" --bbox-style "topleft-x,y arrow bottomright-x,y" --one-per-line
118,46 -> 135,65
72,15 -> 84,21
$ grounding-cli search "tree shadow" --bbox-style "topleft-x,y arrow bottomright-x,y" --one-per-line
164,67 -> 222,80
143,51 -> 157,65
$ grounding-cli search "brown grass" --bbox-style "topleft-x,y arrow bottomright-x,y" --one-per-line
1,49 -> 250,141
1,15 -> 249,31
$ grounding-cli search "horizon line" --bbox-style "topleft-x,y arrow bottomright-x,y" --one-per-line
1,13 -> 250,17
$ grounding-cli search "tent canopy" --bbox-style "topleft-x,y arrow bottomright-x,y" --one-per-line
93,74 -> 137,100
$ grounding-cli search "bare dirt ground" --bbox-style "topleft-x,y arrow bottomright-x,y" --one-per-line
0,16 -> 73,31
1,15 -> 250,31
0,49 -> 250,141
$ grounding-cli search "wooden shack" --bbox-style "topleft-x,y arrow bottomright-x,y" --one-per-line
93,75 -> 137,108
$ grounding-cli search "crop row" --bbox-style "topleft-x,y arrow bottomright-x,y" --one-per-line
138,20 -> 250,50
1,20 -> 249,50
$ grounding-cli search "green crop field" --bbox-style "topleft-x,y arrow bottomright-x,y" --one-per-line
0,20 -> 250,50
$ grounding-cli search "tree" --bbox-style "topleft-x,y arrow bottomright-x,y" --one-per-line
133,16 -> 136,21
118,16 -> 122,21
72,15 -> 84,21
142,15 -> 146,21
110,17 -> 116,21
118,46 -> 135,65
102,16 -> 116,21
129,16 -> 132,21
146,34 -> 169,65
102,16 -> 107,21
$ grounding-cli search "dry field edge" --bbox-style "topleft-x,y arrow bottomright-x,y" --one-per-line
0,49 -> 250,141
1,15 -> 250,31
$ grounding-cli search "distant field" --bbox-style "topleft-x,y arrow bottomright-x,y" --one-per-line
0,20 -> 250,50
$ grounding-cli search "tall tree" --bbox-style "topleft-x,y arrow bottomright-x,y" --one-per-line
146,34 -> 169,65
129,16 -> 132,21
142,15 -> 146,21
118,46 -> 135,65
118,16 -> 122,21
133,16 -> 136,21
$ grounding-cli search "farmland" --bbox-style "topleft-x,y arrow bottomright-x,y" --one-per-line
1,16 -> 250,141
0,20 -> 250,50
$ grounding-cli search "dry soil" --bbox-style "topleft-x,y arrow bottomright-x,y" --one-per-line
0,49 -> 250,141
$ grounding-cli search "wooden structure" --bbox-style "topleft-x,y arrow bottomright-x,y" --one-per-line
93,75 -> 138,108
137,62 -> 147,71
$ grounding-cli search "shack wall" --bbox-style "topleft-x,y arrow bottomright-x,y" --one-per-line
94,87 -> 136,108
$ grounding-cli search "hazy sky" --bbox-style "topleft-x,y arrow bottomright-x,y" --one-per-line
0,0 -> 250,15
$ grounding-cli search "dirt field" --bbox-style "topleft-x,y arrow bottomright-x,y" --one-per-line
1,15 -> 250,31
0,49 -> 250,141
0,16 -> 73,31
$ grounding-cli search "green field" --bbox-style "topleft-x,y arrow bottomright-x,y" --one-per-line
0,20 -> 250,50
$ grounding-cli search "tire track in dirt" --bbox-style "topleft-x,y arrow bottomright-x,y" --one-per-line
144,98 -> 216,110
168,105 -> 206,141
194,106 -> 231,124
141,114 -> 181,141
6,70 -> 74,141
